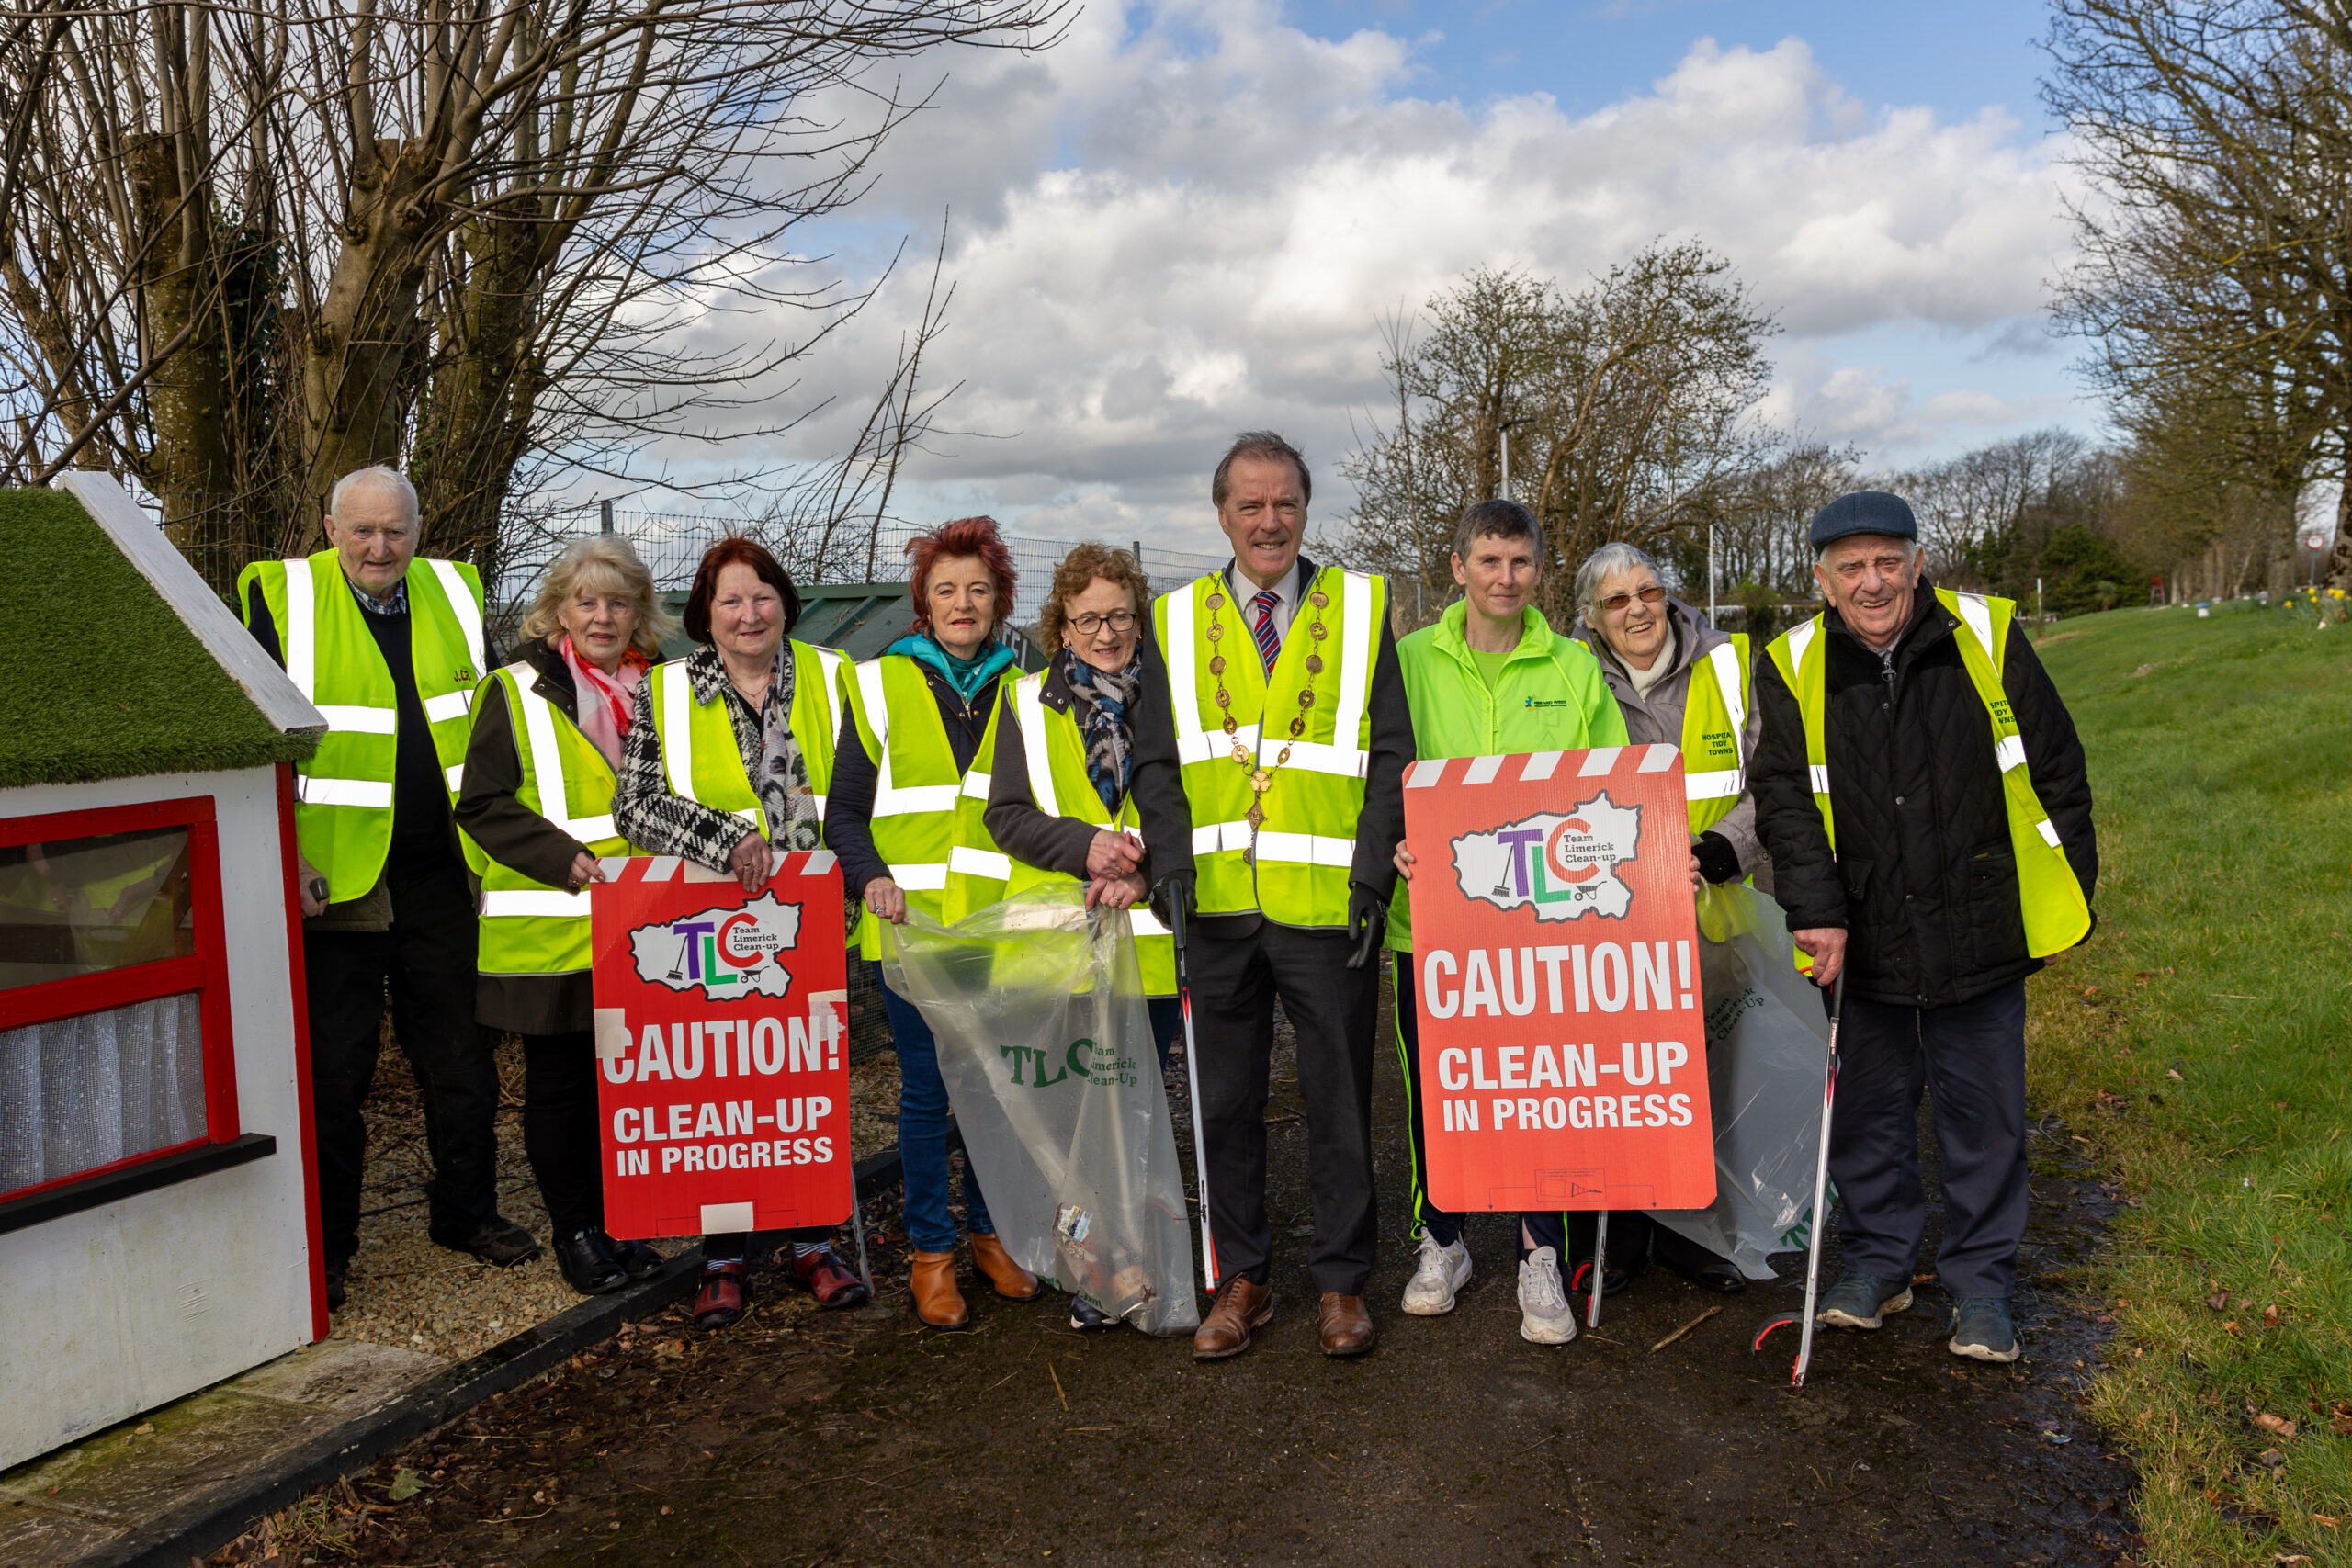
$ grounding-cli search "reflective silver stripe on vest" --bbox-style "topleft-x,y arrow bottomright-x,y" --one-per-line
283,558 -> 319,699
1164,582 -> 1204,750
1319,570 -> 1374,778
1129,908 -> 1170,938
298,777 -> 393,808
481,888 -> 591,919
809,645 -> 845,743
1950,591 -> 1995,659
1192,819 -> 1255,855
424,689 -> 473,724
313,705 -> 396,735
510,663 -> 616,844
1012,676 -> 1061,818
960,771 -> 992,802
661,662 -> 697,800
888,862 -> 949,891
1784,617 -> 1818,673
444,764 -> 466,792
1685,771 -> 1745,801
427,558 -> 487,677
1994,734 -> 2027,773
1253,830 -> 1359,867
947,845 -> 1010,881
1808,764 -> 1830,793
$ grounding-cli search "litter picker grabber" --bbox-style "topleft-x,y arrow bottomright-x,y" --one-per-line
1170,898 -> 1219,1294
1577,1211 -> 1611,1328
1751,969 -> 1847,1387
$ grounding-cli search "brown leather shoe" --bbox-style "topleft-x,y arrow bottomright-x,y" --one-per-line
1317,1292 -> 1375,1357
968,1232 -> 1041,1301
1193,1276 -> 1275,1359
910,1250 -> 969,1329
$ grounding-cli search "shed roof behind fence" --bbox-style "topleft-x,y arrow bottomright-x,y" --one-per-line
0,479 -> 320,790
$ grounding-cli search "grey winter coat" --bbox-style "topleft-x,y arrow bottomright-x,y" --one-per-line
1571,597 -> 1771,894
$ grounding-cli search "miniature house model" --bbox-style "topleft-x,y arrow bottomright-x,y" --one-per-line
0,475 -> 326,1470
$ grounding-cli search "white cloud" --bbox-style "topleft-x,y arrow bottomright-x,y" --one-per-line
653,0 -> 2082,556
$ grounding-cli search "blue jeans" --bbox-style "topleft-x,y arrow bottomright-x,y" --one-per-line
876,961 -> 994,1252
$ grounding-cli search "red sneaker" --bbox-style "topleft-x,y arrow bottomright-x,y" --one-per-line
694,1261 -> 749,1330
793,1247 -> 870,1309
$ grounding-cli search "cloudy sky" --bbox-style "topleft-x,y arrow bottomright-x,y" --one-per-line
660,0 -> 2090,558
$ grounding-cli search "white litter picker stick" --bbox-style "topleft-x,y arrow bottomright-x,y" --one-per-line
1585,1210 -> 1610,1329
1170,898 -> 1219,1293
1752,969 -> 1847,1387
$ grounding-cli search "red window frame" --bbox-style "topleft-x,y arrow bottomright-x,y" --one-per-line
0,795 -> 241,1201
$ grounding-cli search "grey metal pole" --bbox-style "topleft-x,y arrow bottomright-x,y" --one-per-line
1708,522 -> 1717,625
599,499 -> 615,535
1585,1209 -> 1610,1328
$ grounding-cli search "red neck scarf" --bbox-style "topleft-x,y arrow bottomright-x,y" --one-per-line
559,636 -> 650,767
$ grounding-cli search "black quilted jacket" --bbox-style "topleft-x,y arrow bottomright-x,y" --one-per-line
1749,587 -> 2096,1009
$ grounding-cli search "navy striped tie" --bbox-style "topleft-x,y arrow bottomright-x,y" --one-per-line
1250,589 -> 1281,674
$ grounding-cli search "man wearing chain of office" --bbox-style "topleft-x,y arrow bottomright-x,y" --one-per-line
1136,432 -> 1414,1359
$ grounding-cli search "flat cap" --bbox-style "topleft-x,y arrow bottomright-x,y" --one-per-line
1809,491 -> 1917,548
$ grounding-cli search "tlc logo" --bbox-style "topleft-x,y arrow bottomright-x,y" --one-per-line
628,894 -> 803,998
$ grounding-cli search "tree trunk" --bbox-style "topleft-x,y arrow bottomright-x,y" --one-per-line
2328,452 -> 2352,590
409,201 -> 544,563
299,137 -> 441,541
126,133 -> 235,567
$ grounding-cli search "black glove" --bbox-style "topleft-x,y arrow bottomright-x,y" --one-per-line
1691,830 -> 1742,886
1344,881 -> 1386,971
1150,870 -> 1196,935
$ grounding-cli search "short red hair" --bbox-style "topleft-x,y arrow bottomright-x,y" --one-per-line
903,516 -> 1017,632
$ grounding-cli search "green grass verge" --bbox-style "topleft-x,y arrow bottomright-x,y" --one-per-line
2032,598 -> 2352,1566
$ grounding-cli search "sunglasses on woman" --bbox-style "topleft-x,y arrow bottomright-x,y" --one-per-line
1600,585 -> 1667,615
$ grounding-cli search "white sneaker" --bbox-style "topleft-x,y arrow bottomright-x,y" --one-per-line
1399,1233 -> 1472,1315
1517,1246 -> 1579,1345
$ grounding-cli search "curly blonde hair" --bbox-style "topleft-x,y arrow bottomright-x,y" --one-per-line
1037,544 -> 1152,653
521,536 -> 673,657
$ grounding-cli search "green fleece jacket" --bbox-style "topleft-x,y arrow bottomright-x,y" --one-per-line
1387,601 -> 1627,951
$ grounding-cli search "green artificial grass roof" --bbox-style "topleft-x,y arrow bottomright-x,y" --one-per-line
0,487 -> 315,789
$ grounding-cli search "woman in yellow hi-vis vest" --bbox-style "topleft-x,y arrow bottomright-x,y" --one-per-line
457,536 -> 673,1298
610,537 -> 866,1329
1569,540 -> 1767,1301
957,543 -> 1191,1330
828,516 -> 1042,1331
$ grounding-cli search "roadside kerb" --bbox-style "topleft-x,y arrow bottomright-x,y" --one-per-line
70,1134 -> 936,1568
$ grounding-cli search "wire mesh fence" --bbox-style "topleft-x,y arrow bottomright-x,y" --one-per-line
492,504 -> 1229,637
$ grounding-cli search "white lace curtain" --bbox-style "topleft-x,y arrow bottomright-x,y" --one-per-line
0,993 -> 206,1193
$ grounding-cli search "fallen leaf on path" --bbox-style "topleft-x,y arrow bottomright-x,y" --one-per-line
389,1469 -> 424,1502
2335,1416 -> 2352,1437
2254,1413 -> 2298,1438
2206,1291 -> 2228,1311
2312,1514 -> 2340,1529
2223,1320 -> 2242,1336
2257,1448 -> 2286,1467
2265,1304 -> 2280,1327
2165,1068 -> 2184,1081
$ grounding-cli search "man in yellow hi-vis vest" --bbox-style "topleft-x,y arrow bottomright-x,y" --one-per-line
1750,491 -> 2096,1368
1134,432 -> 1414,1361
240,466 -> 537,1313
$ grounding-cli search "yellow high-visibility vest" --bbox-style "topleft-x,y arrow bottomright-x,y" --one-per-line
1153,567 -> 1385,928
473,662 -> 631,976
1764,588 -> 2090,958
238,552 -> 485,903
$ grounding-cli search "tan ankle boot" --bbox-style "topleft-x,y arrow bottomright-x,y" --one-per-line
910,1249 -> 968,1329
969,1232 -> 1041,1301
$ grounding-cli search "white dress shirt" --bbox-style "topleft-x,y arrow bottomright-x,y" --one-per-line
1224,558 -> 1304,646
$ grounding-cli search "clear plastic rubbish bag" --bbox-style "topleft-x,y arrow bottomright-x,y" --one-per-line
1649,882 -> 1832,1280
883,886 -> 1200,1335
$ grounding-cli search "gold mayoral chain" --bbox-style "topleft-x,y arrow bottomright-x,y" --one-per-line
1202,580 -> 1332,845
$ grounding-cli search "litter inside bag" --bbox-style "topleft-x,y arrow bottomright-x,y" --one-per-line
884,888 -> 1199,1335
1649,882 -> 1832,1280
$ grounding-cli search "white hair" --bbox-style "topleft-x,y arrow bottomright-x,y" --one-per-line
1573,542 -> 1662,621
329,464 -> 419,525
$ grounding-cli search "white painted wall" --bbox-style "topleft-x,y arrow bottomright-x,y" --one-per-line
0,765 -> 314,1471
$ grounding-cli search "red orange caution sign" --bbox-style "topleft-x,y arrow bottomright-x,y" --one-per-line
1402,744 -> 1716,1213
591,852 -> 852,1239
